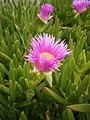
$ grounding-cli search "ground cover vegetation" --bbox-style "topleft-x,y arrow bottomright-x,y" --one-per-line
0,0 -> 90,120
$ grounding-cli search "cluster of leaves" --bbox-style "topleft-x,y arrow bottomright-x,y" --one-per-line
0,0 -> 90,120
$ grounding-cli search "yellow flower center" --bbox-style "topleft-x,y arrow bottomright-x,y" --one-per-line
40,52 -> 54,60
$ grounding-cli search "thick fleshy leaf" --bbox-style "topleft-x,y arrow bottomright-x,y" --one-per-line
66,108 -> 75,120
26,90 -> 35,101
41,19 -> 53,32
74,36 -> 86,61
0,93 -> 9,107
17,99 -> 36,108
43,87 -> 66,104
21,111 -> 27,120
0,63 -> 9,76
76,75 -> 89,96
1,40 -> 10,56
61,63 -> 68,91
0,52 -> 11,63
9,80 -> 16,102
0,84 -> 9,94
23,62 -> 30,79
82,60 -> 90,72
70,58 -> 80,73
68,104 -> 90,112
67,91 -> 78,103
0,72 -> 4,85
12,53 -> 18,68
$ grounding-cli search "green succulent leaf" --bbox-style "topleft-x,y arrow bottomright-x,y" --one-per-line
81,60 -> 90,72
76,75 -> 90,97
61,63 -> 68,91
43,87 -> 66,104
67,104 -> 90,112
0,84 -> 9,94
70,57 -> 81,73
21,111 -> 27,120
66,108 -> 75,120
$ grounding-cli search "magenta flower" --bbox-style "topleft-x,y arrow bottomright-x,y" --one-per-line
72,0 -> 90,13
26,34 -> 71,73
37,3 -> 54,24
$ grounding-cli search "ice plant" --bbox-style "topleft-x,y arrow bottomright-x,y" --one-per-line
72,0 -> 90,13
37,3 -> 54,24
26,34 -> 71,86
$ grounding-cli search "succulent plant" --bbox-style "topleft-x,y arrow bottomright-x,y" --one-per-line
0,0 -> 90,120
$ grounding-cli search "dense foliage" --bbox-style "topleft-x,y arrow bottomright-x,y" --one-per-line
0,0 -> 90,120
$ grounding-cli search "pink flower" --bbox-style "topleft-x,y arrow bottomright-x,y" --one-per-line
26,34 -> 72,72
72,0 -> 90,13
37,3 -> 54,24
